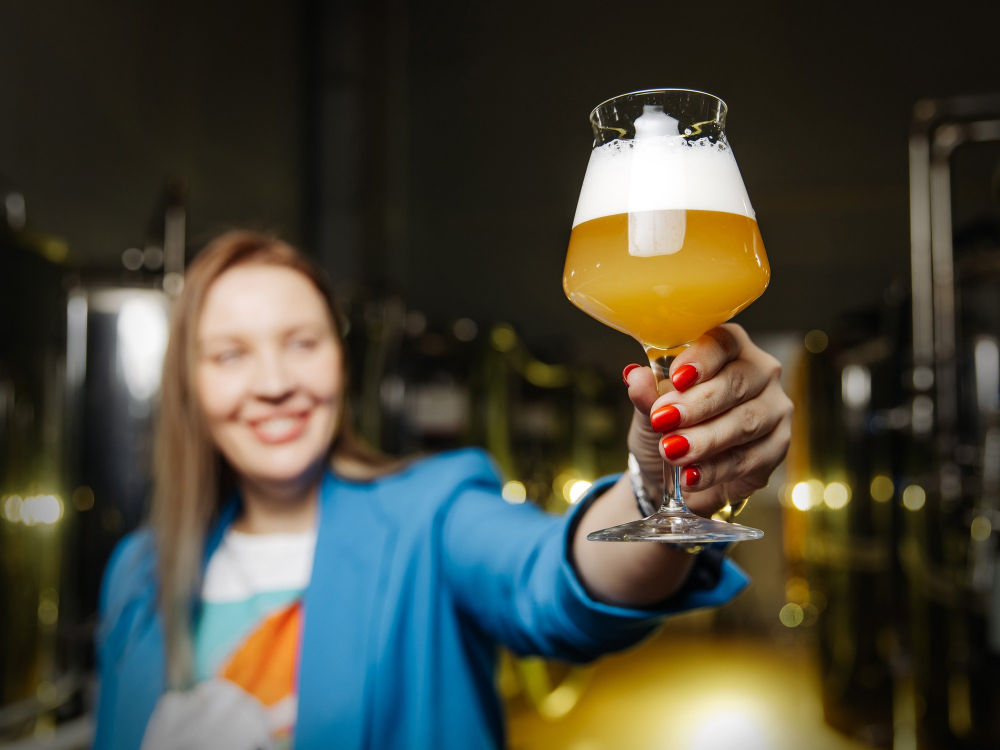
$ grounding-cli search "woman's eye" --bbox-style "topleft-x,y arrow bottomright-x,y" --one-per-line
289,338 -> 317,351
214,350 -> 244,364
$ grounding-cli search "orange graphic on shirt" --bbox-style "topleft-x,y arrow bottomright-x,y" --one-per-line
221,602 -> 301,707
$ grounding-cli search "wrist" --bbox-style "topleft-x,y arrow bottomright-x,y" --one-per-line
627,453 -> 662,517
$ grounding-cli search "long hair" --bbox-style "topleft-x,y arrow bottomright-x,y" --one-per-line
153,230 -> 398,688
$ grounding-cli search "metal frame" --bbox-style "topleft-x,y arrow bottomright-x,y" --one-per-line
909,95 -> 1000,447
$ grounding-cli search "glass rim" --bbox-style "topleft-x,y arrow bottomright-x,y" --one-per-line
588,88 -> 728,122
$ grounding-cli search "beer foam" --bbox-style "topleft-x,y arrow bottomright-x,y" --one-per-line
572,136 -> 755,227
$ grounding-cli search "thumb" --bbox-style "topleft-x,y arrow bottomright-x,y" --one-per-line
623,364 -> 659,416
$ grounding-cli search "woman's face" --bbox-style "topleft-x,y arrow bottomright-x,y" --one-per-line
196,264 -> 344,490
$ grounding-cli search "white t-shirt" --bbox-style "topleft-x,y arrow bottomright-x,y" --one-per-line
141,528 -> 316,750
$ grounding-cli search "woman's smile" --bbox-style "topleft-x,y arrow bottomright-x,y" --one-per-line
246,410 -> 312,444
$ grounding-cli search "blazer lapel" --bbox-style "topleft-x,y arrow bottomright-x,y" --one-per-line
296,470 -> 397,750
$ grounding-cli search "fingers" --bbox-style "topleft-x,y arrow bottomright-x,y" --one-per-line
623,364 -> 659,416
657,381 -> 785,466
667,324 -> 747,391
682,419 -> 791,493
650,354 -> 776,431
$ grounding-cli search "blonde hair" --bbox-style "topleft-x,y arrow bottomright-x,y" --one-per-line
153,230 -> 398,688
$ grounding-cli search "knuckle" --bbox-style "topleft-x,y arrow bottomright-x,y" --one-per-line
698,380 -> 721,407
722,322 -> 747,342
707,327 -> 737,358
765,354 -> 782,379
740,404 -> 762,440
729,365 -> 750,402
784,395 -> 795,419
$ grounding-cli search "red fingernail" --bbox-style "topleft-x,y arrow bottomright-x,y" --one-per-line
622,363 -> 641,386
650,404 -> 681,433
661,435 -> 690,460
684,466 -> 701,486
671,364 -> 698,391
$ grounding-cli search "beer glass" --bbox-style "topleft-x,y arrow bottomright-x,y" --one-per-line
563,89 -> 768,543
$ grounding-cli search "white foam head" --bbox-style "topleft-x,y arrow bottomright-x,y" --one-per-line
572,107 -> 754,228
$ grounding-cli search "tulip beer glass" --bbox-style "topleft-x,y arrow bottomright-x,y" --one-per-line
563,89 -> 768,543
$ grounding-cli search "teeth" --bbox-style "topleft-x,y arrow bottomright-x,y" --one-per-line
255,417 -> 300,437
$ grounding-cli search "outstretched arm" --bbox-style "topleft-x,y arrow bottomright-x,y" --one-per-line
571,323 -> 794,607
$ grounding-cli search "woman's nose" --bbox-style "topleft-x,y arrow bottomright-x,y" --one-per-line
252,350 -> 294,400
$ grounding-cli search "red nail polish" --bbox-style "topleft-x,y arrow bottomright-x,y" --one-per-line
650,404 -> 681,433
684,466 -> 701,486
661,435 -> 690,460
622,363 -> 641,386
672,364 -> 698,392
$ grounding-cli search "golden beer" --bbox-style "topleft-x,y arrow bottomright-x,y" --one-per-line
563,208 -> 769,351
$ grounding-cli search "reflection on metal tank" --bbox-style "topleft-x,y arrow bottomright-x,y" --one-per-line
0,214 -> 68,735
789,94 -> 1000,750
65,287 -> 171,618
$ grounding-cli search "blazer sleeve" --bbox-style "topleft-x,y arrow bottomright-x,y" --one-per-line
92,530 -> 162,750
441,470 -> 750,663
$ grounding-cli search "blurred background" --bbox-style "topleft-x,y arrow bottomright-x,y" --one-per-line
2,1 -> 1000,748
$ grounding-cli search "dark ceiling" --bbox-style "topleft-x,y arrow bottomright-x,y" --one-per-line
2,0 -> 999,369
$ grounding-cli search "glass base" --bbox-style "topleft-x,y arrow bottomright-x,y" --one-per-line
586,506 -> 764,544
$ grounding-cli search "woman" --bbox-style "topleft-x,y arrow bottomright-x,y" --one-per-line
94,231 -> 793,750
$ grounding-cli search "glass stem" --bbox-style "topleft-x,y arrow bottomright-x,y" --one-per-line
647,348 -> 690,515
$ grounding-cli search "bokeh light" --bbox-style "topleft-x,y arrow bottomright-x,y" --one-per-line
971,515 -> 992,542
790,480 -> 824,510
779,603 -> 804,627
902,485 -> 926,511
804,330 -> 828,353
823,482 -> 851,509
689,710 -> 771,750
3,495 -> 23,522
870,475 -> 894,502
72,485 -> 95,512
22,495 -> 63,525
567,481 -> 592,504
501,481 -> 526,504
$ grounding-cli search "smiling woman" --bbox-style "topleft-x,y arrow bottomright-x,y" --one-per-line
149,232 -> 398,693
195,264 -> 346,524
93,230 -> 791,750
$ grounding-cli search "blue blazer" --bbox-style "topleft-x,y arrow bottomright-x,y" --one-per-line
94,448 -> 748,749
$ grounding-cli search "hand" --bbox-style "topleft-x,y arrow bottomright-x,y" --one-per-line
623,324 -> 793,519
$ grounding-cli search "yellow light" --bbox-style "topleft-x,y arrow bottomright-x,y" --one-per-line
801,603 -> 819,627
38,600 -> 58,626
537,683 -> 579,720
72,486 -> 95,512
791,480 -> 823,510
804,330 -> 828,353
790,483 -> 811,510
870,475 -> 894,503
778,483 -> 791,506
36,682 -> 57,706
902,485 -> 926,511
785,577 -> 809,603
567,480 -> 592,504
23,495 -> 63,525
779,603 -> 804,627
501,481 -> 526,505
3,495 -> 23,523
971,515 -> 992,542
689,709 -> 773,750
823,482 -> 851,510
490,324 -> 517,352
